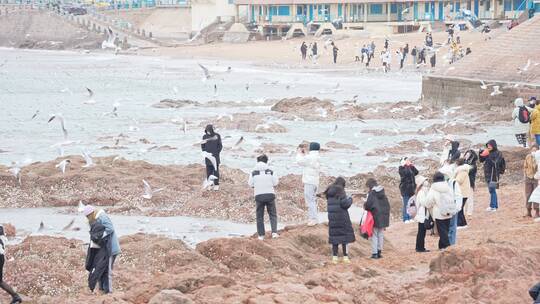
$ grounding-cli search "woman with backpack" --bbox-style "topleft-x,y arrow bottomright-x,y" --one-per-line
324,177 -> 355,264
399,157 -> 419,222
364,178 -> 391,259
512,98 -> 531,147
425,172 -> 455,250
0,225 -> 22,304
413,175 -> 431,253
479,140 -> 506,212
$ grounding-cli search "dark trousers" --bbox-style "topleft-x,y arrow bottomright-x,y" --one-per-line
333,53 -> 337,63
256,200 -> 277,236
525,178 -> 538,212
205,158 -> 219,185
457,197 -> 468,227
400,59 -> 404,69
435,218 -> 451,249
529,282 -> 540,303
415,222 -> 427,251
332,243 -> 347,256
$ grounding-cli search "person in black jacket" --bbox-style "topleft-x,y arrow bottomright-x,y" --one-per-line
463,149 -> 478,216
447,141 -> 461,164
398,157 -> 419,222
479,139 -> 506,211
201,124 -> 223,191
324,177 -> 355,264
86,220 -> 112,293
364,178 -> 391,259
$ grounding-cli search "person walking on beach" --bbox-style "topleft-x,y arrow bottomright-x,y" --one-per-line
454,158 -> 471,228
479,140 -> 506,212
0,225 -> 22,304
425,172 -> 454,250
396,48 -> 404,69
530,99 -> 540,146
403,43 -> 409,63
248,154 -> 279,240
300,42 -> 308,60
201,124 -> 223,191
332,42 -> 339,64
463,149 -> 479,216
324,177 -> 355,264
364,178 -> 390,259
296,142 -> 321,226
411,46 -> 417,67
84,205 -> 121,294
524,145 -> 539,217
311,42 -> 318,63
414,176 -> 431,252
512,98 -> 531,147
370,41 -> 376,59
399,157 -> 418,222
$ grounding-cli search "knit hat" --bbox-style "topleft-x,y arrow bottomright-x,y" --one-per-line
309,142 -> 320,151
83,205 -> 95,216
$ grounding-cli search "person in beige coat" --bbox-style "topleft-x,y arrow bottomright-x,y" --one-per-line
414,175 -> 431,252
454,159 -> 472,228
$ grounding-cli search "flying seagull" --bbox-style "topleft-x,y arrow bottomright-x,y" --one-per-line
202,175 -> 218,190
517,59 -> 531,74
202,151 -> 217,171
8,165 -> 21,186
142,179 -> 165,200
234,136 -> 244,148
198,63 -> 211,80
490,86 -> 502,96
48,114 -> 68,139
31,110 -> 40,120
82,150 -> 94,168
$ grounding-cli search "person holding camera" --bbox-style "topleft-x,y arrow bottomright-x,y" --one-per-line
296,142 -> 321,226
479,140 -> 506,212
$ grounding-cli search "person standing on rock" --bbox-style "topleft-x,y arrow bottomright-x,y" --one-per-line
440,135 -> 460,166
201,124 -> 223,191
332,42 -> 339,64
364,178 -> 390,259
463,149 -> 478,216
512,98 -> 531,147
479,140 -> 506,212
414,175 -> 431,253
300,42 -> 307,60
296,142 -> 321,226
425,172 -> 454,250
324,177 -> 355,264
524,144 -> 539,217
84,205 -> 121,294
0,225 -> 22,304
399,157 -> 418,222
454,159 -> 471,228
248,154 -> 280,240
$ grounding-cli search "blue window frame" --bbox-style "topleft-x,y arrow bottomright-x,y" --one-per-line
371,4 -> 383,14
424,2 -> 430,12
504,0 -> 511,10
390,3 -> 397,13
513,0 -> 525,10
278,5 -> 290,15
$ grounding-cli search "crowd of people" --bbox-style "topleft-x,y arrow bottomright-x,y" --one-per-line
298,28 -> 473,71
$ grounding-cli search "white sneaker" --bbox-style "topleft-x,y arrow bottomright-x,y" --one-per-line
457,225 -> 468,230
272,233 -> 279,239
213,185 -> 219,191
486,207 -> 494,212
257,235 -> 264,240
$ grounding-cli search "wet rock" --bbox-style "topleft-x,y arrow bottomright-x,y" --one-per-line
152,99 -> 199,109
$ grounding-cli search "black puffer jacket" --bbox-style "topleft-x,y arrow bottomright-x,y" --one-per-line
464,149 -> 479,189
326,185 -> 355,245
201,125 -> 223,162
364,186 -> 391,228
399,165 -> 419,197
448,141 -> 461,164
479,139 -> 506,186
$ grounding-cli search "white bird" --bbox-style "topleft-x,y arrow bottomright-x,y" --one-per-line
103,102 -> 120,117
517,59 -> 531,74
31,110 -> 40,120
202,175 -> 218,190
77,200 -> 86,213
490,86 -> 502,96
202,151 -> 217,171
480,80 -> 488,90
217,114 -> 234,121
183,121 -> 187,134
330,124 -> 338,135
316,107 -> 328,118
142,179 -> 165,199
443,106 -> 462,116
8,166 -> 21,186
84,87 -> 96,104
82,151 -> 94,168
233,136 -> 244,148
55,159 -> 71,174
48,114 -> 68,139
198,63 -> 211,80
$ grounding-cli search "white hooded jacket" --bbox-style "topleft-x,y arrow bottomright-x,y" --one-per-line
425,181 -> 455,220
296,151 -> 320,187
512,98 -> 531,134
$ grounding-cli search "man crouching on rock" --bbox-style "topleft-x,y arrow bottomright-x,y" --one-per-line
84,205 -> 121,294
249,154 -> 279,240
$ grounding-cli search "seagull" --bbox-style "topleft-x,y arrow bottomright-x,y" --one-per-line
8,165 -> 21,186
316,107 -> 328,118
48,114 -> 68,139
31,110 -> 40,120
198,63 -> 211,80
217,114 -> 234,121
38,221 -> 45,232
183,121 -> 187,134
213,84 -> 218,96
245,83 -> 249,91
103,102 -> 120,117
82,150 -> 94,168
202,151 -> 217,171
199,135 -> 218,145
517,59 -> 531,74
330,124 -> 338,135
233,136 -> 244,148
84,87 -> 96,104
480,80 -> 491,90
490,86 -> 502,96
142,179 -> 165,200
226,66 -> 232,73
62,219 -> 76,231
443,106 -> 462,116
202,175 -> 218,190
55,159 -> 71,174
77,200 -> 86,212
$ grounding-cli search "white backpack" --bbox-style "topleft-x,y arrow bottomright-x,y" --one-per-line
438,181 -> 460,217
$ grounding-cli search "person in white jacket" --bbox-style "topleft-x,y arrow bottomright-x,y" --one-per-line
248,154 -> 279,240
0,225 -> 22,304
512,98 -> 531,147
414,175 -> 431,253
425,172 -> 455,250
296,142 -> 321,226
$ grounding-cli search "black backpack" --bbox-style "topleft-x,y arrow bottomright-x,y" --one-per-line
518,106 -> 530,123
